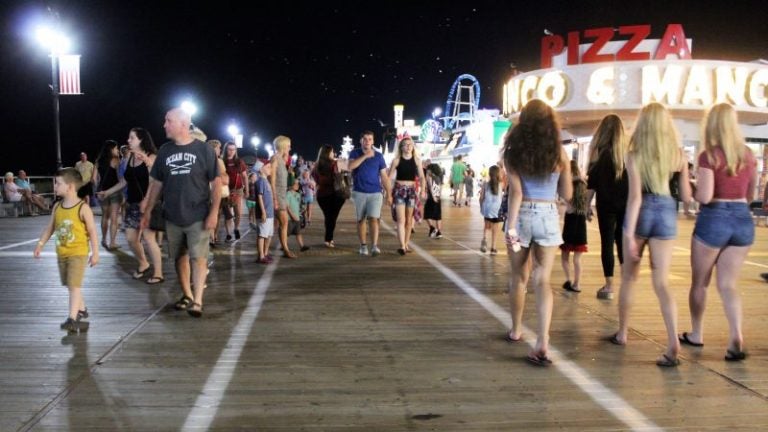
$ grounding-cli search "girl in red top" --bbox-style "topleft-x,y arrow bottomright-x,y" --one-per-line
223,142 -> 249,240
680,103 -> 757,361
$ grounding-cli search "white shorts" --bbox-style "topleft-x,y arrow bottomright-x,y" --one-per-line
257,218 -> 274,238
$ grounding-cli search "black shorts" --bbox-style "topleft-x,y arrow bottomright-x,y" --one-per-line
78,182 -> 93,198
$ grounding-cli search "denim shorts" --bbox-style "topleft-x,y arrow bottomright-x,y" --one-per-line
694,202 -> 754,248
392,183 -> 417,208
633,194 -> 677,240
352,191 -> 383,221
514,202 -> 562,248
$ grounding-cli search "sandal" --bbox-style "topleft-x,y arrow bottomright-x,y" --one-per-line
596,286 -> 614,300
187,302 -> 204,318
174,295 -> 193,311
132,265 -> 151,280
146,276 -> 165,285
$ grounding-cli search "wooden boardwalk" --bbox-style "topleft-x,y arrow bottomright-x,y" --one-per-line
1,200 -> 768,431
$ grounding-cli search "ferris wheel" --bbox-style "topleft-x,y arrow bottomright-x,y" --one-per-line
443,74 -> 481,130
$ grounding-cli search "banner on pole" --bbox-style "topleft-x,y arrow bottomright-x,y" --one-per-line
59,55 -> 82,95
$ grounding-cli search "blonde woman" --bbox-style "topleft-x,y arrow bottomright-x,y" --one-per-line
388,137 -> 426,255
609,103 -> 691,367
503,99 -> 572,366
271,135 -> 296,258
680,103 -> 756,361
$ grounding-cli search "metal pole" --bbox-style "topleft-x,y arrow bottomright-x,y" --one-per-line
51,54 -> 62,169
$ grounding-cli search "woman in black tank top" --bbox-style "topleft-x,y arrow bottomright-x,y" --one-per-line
387,138 -> 426,255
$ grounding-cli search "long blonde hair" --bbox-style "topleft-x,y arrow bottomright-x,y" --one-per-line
628,103 -> 681,195
702,103 -> 747,176
589,114 -> 626,180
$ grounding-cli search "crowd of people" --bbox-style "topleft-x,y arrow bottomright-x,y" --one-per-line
29,100 -> 761,368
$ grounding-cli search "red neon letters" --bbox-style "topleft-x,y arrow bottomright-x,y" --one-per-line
541,24 -> 692,68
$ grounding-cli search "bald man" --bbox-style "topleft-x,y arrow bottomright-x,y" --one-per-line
141,108 -> 221,317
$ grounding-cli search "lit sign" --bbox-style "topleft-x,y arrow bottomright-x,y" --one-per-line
541,24 -> 692,68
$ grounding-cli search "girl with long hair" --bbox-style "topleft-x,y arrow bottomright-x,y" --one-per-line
503,99 -> 572,366
560,160 -> 588,292
312,144 -> 346,248
680,103 -> 756,361
609,102 -> 691,367
388,137 -> 426,255
94,140 -> 123,250
586,114 -> 628,300
271,136 -> 296,258
479,165 -> 504,254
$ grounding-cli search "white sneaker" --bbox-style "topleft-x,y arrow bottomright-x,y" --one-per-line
370,245 -> 381,257
359,245 -> 369,256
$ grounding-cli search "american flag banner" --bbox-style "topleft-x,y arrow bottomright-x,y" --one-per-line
58,54 -> 82,95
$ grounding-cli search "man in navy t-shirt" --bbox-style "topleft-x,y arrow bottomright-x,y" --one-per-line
347,130 -> 391,257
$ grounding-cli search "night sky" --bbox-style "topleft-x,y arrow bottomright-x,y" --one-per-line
1,0 -> 766,175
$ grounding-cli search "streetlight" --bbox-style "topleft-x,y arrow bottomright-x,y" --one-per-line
251,136 -> 261,147
180,100 -> 198,117
432,107 -> 442,119
35,25 -> 71,169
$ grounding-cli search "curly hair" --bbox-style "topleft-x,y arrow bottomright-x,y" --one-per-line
502,99 -> 562,177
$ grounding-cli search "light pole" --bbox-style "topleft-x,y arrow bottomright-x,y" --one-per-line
36,26 -> 70,169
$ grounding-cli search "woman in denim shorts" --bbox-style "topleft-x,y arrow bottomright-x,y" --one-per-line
680,104 -> 757,361
611,103 -> 691,367
388,137 -> 426,255
502,99 -> 573,366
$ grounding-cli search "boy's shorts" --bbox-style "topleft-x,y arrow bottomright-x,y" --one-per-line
246,200 -> 257,209
288,220 -> 300,236
258,218 -> 274,238
58,255 -> 88,287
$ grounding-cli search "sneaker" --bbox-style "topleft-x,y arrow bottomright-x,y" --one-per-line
77,308 -> 89,320
490,248 -> 498,256
300,245 -> 310,252
249,222 -> 258,230
428,226 -> 436,237
60,317 -> 88,333
596,286 -> 614,300
480,238 -> 487,253
370,245 -> 381,257
359,245 -> 369,256
435,230 -> 443,239
234,229 -> 241,240
225,235 -> 233,243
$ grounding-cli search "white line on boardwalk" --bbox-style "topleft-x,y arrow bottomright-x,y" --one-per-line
400,233 -> 662,431
181,256 -> 279,431
0,239 -> 38,250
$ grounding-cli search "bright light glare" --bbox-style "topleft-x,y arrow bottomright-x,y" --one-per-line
227,124 -> 239,137
251,136 -> 261,146
35,26 -> 70,54
432,107 -> 442,118
180,100 -> 198,116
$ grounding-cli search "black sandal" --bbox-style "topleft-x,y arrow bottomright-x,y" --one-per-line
187,302 -> 203,318
174,295 -> 193,310
132,265 -> 151,280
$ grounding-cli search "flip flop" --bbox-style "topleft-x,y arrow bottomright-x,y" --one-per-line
655,354 -> 680,367
526,353 -> 553,367
725,349 -> 747,361
146,276 -> 165,285
132,266 -> 151,280
504,334 -> 522,343
679,332 -> 704,347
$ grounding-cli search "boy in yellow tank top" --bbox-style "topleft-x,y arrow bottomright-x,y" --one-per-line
34,168 -> 100,332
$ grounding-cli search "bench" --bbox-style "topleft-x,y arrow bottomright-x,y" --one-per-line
0,201 -> 24,217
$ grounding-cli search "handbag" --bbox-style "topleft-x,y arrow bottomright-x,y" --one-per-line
128,156 -> 165,232
333,165 -> 351,199
149,203 -> 165,232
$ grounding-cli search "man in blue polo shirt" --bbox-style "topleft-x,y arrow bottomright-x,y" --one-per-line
348,130 -> 392,256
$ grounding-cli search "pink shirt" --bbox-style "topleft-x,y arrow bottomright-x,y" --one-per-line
698,146 -> 756,200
